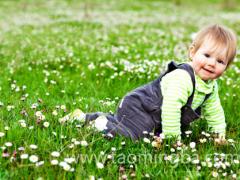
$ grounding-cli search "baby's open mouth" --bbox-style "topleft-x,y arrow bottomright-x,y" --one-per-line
203,68 -> 214,73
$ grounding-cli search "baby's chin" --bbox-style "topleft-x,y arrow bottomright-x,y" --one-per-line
197,73 -> 215,81
201,76 -> 218,82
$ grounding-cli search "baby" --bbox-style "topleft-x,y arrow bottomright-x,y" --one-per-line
60,24 -> 237,142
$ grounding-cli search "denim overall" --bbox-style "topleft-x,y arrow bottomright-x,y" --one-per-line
86,61 -> 211,140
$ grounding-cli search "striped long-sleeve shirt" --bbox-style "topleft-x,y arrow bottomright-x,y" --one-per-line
160,67 -> 226,138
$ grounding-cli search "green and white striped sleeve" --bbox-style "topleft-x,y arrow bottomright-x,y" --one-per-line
160,69 -> 193,138
202,82 -> 226,136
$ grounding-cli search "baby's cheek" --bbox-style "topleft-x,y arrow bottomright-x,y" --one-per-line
197,59 -> 205,67
215,69 -> 224,77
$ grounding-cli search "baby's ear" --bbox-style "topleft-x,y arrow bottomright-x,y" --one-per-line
188,44 -> 195,59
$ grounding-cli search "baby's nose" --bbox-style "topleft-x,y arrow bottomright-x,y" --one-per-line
208,58 -> 216,66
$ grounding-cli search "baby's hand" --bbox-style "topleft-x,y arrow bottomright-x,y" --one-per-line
172,140 -> 185,148
213,133 -> 228,146
59,109 -> 85,124
59,114 -> 70,124
151,137 -> 163,149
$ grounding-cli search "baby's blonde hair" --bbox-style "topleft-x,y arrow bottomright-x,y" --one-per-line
191,24 -> 237,67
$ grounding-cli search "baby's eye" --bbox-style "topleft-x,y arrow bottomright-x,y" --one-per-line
217,59 -> 225,65
204,53 -> 210,58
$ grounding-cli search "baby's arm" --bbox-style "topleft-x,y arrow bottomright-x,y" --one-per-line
202,82 -> 226,138
161,69 -> 193,139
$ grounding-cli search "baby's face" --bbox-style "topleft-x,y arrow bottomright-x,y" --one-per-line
190,39 -> 228,81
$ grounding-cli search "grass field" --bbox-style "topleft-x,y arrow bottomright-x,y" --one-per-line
0,0 -> 239,179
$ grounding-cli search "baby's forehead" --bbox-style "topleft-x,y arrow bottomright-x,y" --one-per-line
200,39 -> 227,57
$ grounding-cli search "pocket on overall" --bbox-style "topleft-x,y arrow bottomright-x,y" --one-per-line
136,83 -> 161,113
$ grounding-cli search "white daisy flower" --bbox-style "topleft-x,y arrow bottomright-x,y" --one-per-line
142,131 -> 148,134
20,154 -> 29,159
59,161 -> 67,167
159,133 -> 165,139
88,63 -> 95,70
177,147 -> 182,151
74,141 -> 80,145
60,105 -> 66,110
18,147 -> 25,151
0,132 -> 5,137
111,147 -> 116,152
43,121 -> 50,128
20,122 -> 27,128
145,173 -> 150,178
63,164 -> 71,171
201,162 -> 207,166
214,162 -> 220,168
227,139 -> 235,143
192,159 -> 199,164
5,142 -> 13,147
185,130 -> 192,135
68,144 -> 74,149
222,172 -> 227,177
143,137 -> 150,144
189,142 -> 196,149
107,155 -> 113,159
51,159 -> 59,165
70,168 -> 75,172
4,126 -> 9,131
221,163 -> 226,169
164,155 -> 172,161
51,151 -> 60,157
224,161 -> 230,167
52,110 -> 58,116
30,144 -> 38,150
80,140 -> 88,146
35,111 -> 42,117
122,174 -> 127,179
207,162 -> 213,168
59,161 -> 71,171
36,161 -> 44,167
170,148 -> 175,152
212,171 -> 218,177
31,103 -> 38,109
205,133 -> 210,137
96,162 -> 104,169
89,175 -> 95,180
64,157 -> 76,164
233,159 -> 239,164
63,163 -> 71,171
149,132 -> 154,136
199,138 -> 207,143
29,155 -> 38,163
18,119 -> 25,123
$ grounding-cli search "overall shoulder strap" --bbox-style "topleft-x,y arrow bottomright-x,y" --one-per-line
203,93 -> 211,102
153,61 -> 179,86
157,61 -> 196,106
195,93 -> 212,115
159,61 -> 179,80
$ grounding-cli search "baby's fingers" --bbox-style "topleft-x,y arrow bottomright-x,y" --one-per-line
214,138 -> 228,146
